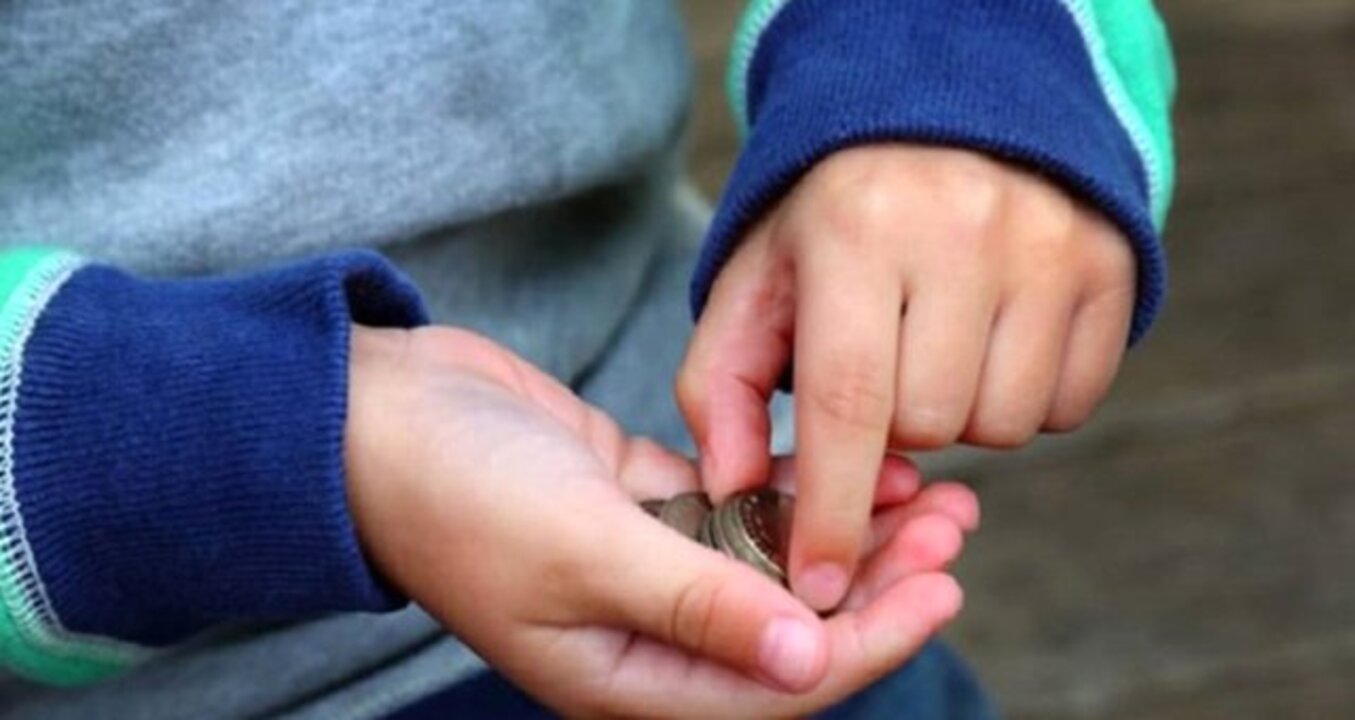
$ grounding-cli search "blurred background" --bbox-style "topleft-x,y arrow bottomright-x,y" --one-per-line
680,2 -> 1355,718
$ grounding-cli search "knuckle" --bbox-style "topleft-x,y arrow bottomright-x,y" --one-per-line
1046,383 -> 1105,433
893,407 -> 964,450
668,574 -> 726,654
828,185 -> 900,253
1020,188 -> 1078,244
1044,405 -> 1089,434
1084,234 -> 1137,289
806,360 -> 893,431
851,173 -> 907,229
810,156 -> 906,248
933,159 -> 1005,235
673,366 -> 705,422
966,413 -> 1039,449
1017,221 -> 1079,271
993,195 -> 1080,277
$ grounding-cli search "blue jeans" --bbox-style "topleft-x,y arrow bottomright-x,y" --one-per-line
388,640 -> 997,719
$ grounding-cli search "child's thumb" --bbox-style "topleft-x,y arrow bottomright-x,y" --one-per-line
588,514 -> 829,694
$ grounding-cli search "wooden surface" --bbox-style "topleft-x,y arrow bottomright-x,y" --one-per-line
678,2 -> 1355,717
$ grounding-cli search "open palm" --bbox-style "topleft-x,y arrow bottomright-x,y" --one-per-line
345,326 -> 979,719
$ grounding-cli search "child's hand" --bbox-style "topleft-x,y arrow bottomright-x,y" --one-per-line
678,145 -> 1135,611
344,325 -> 977,718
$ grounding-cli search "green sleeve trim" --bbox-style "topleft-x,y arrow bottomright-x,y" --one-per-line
0,248 -> 70,303
0,248 -> 151,685
1059,0 -> 1178,230
726,0 -> 792,134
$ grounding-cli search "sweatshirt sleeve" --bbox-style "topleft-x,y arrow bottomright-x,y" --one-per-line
0,247 -> 428,686
692,0 -> 1178,343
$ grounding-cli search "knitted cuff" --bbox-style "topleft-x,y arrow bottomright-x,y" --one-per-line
0,248 -> 426,684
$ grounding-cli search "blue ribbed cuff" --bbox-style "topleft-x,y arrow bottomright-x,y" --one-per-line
12,251 -> 427,646
694,0 -> 1165,344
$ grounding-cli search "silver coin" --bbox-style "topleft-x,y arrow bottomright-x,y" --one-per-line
710,500 -> 741,557
641,491 -> 793,586
658,493 -> 712,541
732,489 -> 792,583
699,510 -> 716,548
707,493 -> 789,584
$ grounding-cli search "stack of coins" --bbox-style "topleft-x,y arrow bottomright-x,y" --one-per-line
641,489 -> 793,585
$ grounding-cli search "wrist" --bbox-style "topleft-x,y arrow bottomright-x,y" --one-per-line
344,324 -> 415,583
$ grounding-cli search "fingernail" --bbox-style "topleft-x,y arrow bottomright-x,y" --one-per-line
758,617 -> 822,692
796,563 -> 849,612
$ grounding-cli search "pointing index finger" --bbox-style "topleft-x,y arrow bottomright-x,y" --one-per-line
790,239 -> 902,612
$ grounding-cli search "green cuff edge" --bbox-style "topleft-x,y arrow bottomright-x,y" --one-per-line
0,248 -> 151,686
1060,0 -> 1178,230
727,0 -> 792,134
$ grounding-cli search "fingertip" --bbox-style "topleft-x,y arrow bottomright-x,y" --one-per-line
920,573 -> 964,623
786,450 -> 883,613
875,454 -> 923,505
793,562 -> 851,613
844,573 -> 963,668
842,513 -> 964,614
882,452 -> 921,477
899,514 -> 965,570
789,501 -> 871,611
756,616 -> 829,693
886,572 -> 964,629
926,482 -> 982,532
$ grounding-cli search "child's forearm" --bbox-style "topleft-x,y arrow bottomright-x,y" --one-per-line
0,247 -> 427,685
